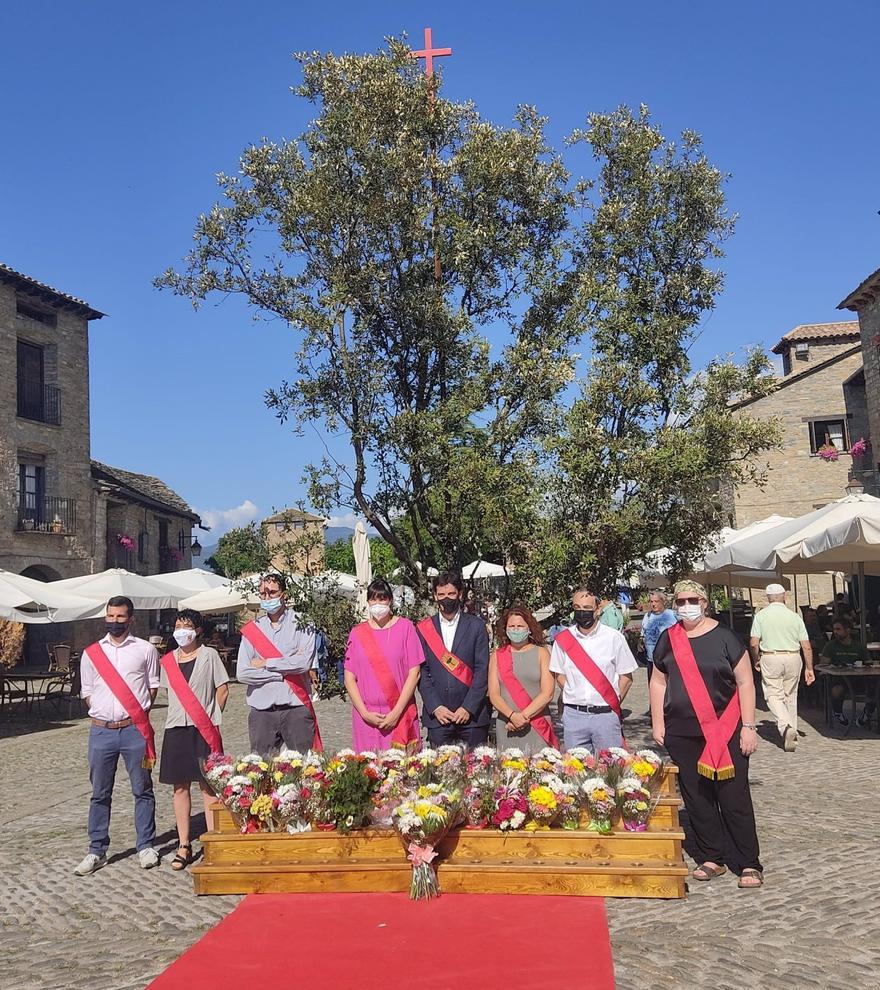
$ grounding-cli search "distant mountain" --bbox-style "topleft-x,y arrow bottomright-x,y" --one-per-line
199,544 -> 219,568
325,526 -> 355,544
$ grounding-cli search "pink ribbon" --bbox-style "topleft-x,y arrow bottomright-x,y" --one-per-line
407,842 -> 437,867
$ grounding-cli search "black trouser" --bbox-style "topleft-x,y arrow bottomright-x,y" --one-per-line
248,705 -> 316,755
664,732 -> 762,873
426,722 -> 489,747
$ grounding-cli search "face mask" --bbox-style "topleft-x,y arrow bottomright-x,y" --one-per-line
105,621 -> 129,638
438,598 -> 460,616
368,603 -> 392,621
573,609 -> 595,629
261,597 -> 283,613
173,628 -> 197,647
507,627 -> 530,644
676,604 -> 703,622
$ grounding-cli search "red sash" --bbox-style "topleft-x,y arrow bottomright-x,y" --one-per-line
496,645 -> 559,748
554,629 -> 624,725
417,617 -> 474,687
667,623 -> 741,780
84,642 -> 156,769
240,620 -> 323,752
160,651 -> 223,754
351,623 -> 419,747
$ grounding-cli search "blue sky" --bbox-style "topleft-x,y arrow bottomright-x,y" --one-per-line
2,1 -> 878,539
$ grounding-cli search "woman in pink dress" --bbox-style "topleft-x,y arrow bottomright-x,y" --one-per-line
344,579 -> 423,751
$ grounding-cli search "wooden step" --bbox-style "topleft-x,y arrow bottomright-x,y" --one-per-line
192,857 -> 687,898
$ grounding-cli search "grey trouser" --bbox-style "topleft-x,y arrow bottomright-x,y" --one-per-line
561,706 -> 622,753
248,705 -> 315,755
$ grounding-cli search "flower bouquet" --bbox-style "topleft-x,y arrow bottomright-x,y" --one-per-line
433,745 -> 466,789
596,747 -> 631,789
462,776 -> 496,828
582,777 -> 617,834
201,752 -> 236,798
271,749 -> 305,787
403,748 -> 436,787
629,749 -> 665,794
392,786 -> 460,899
272,781 -> 310,832
557,780 -> 581,829
617,777 -> 652,832
301,752 -> 330,827
499,747 -> 528,775
492,772 -> 528,831
530,747 -> 564,775
526,773 -> 563,829
222,774 -> 264,833
323,753 -> 381,832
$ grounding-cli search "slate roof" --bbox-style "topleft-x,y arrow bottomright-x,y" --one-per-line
770,321 -> 860,355
264,508 -> 325,524
91,461 -> 199,521
0,263 -> 105,320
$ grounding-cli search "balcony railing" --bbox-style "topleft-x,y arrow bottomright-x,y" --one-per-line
108,544 -> 135,570
16,495 -> 76,534
17,380 -> 61,425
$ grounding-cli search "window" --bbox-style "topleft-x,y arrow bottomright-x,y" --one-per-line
16,300 -> 57,327
18,462 -> 45,524
16,339 -> 60,424
795,342 -> 809,360
138,530 -> 150,564
808,418 -> 848,454
158,519 -> 169,549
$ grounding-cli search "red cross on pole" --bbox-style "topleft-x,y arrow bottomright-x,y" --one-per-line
410,26 -> 452,77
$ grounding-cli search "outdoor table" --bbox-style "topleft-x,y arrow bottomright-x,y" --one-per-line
815,663 -> 880,735
0,671 -> 63,715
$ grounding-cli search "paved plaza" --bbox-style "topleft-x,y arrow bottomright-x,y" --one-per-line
2,675 -> 877,990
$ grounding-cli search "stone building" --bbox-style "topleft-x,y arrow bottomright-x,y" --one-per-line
838,266 -> 880,484
263,508 -> 326,575
730,320 -> 871,605
0,263 -> 200,581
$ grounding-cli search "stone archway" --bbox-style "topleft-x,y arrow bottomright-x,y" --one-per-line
19,564 -> 63,582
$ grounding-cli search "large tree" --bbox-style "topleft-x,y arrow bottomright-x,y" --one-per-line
158,38 -> 572,590
522,106 -> 779,605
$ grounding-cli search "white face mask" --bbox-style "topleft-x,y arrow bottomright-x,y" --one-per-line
173,628 -> 198,647
676,604 -> 703,623
368,603 -> 392,621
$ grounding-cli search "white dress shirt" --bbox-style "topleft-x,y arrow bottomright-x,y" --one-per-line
80,633 -> 161,722
439,610 -> 461,652
549,623 -> 638,707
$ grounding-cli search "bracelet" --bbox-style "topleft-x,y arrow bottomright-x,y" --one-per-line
741,722 -> 757,729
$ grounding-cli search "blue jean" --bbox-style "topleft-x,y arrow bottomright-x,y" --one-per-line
561,707 -> 622,753
87,725 -> 156,855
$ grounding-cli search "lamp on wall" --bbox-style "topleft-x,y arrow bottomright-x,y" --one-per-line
191,536 -> 202,557
845,477 -> 865,497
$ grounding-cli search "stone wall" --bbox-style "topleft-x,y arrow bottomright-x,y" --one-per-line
732,349 -> 866,607
0,281 -> 94,579
102,497 -> 194,575
779,337 -> 858,375
854,294 -> 880,474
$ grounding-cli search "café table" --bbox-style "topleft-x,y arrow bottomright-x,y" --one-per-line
0,670 -> 64,716
815,661 -> 880,736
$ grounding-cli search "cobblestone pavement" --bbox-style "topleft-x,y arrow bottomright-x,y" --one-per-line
2,676 -> 877,990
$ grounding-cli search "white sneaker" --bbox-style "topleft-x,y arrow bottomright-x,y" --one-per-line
138,847 -> 160,869
74,853 -> 107,876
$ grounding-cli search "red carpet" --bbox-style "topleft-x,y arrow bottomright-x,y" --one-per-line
148,893 -> 614,990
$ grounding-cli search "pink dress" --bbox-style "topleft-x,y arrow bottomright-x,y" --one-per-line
344,617 -> 423,751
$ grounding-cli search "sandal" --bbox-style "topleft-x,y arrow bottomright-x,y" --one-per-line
171,843 -> 193,871
692,862 -> 727,881
738,868 -> 764,889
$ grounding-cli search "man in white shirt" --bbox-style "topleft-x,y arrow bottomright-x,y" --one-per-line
550,587 -> 638,751
75,596 -> 160,876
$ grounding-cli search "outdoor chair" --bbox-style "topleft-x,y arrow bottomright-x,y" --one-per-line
50,645 -> 72,673
43,654 -> 83,719
0,672 -> 29,715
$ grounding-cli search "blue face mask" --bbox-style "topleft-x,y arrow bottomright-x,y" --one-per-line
507,627 -> 530,644
260,597 -> 283,613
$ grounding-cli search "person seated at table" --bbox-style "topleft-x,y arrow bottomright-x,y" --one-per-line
815,605 -> 833,637
821,618 -> 876,728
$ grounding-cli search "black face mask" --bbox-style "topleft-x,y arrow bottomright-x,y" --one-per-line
437,598 -> 460,616
573,609 -> 595,629
106,621 -> 129,638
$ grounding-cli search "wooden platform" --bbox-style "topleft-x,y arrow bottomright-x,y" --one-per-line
192,767 -> 687,899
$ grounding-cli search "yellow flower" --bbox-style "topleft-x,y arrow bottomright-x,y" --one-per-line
274,771 -> 283,782
636,801 -> 648,811
250,794 -> 274,820
428,805 -> 448,820
502,758 -> 527,772
413,801 -> 434,818
592,789 -> 608,802
530,786 -> 557,810
259,762 -> 269,771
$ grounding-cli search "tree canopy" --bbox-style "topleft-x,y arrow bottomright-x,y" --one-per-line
159,38 -> 779,607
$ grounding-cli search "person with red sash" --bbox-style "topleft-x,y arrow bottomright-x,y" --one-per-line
549,586 -> 637,752
236,573 -> 319,754
651,580 -> 763,889
489,604 -> 557,753
417,570 -> 490,746
74,596 -> 160,877
158,608 -> 230,871
343,579 -> 422,750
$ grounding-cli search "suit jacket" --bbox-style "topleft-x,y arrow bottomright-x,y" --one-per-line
417,612 -> 490,728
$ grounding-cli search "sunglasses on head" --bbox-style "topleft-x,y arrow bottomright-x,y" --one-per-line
674,597 -> 701,605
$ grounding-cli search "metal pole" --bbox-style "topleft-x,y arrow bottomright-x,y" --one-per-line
728,584 -> 734,631
859,561 -> 867,644
805,573 -> 812,607
832,573 -> 838,614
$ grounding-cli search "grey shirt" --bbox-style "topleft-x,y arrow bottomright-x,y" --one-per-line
236,609 -> 317,710
160,646 -> 230,729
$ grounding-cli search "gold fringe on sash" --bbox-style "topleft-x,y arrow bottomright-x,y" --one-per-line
142,757 -> 155,771
697,761 -> 735,781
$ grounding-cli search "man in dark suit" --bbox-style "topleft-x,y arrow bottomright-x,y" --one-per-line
416,571 -> 490,746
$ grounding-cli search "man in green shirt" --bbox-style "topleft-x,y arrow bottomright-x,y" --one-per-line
821,618 -> 877,728
749,583 -> 814,752
598,597 -> 625,631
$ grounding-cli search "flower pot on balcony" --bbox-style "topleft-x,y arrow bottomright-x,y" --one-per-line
52,518 -> 64,534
